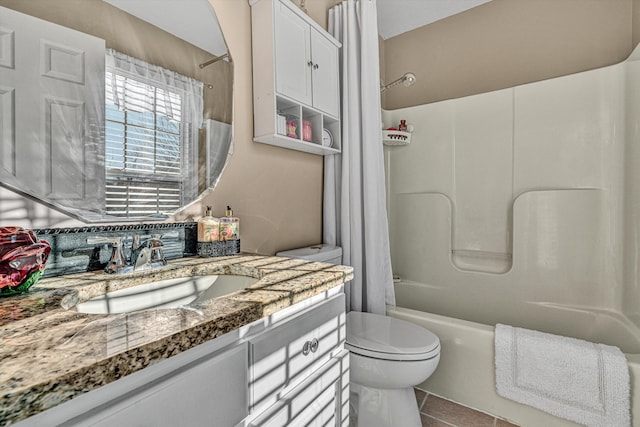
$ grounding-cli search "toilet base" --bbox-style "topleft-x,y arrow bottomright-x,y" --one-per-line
349,382 -> 421,427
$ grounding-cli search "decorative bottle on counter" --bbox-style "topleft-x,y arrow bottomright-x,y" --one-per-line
220,206 -> 239,241
197,206 -> 220,242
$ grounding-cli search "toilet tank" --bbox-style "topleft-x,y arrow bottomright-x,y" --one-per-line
276,244 -> 342,265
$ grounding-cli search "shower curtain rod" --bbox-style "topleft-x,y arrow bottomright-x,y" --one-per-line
199,53 -> 230,69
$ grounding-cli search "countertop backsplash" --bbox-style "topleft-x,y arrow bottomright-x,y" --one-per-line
32,222 -> 198,278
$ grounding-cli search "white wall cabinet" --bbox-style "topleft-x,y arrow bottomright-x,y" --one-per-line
251,0 -> 341,155
273,1 -> 312,107
308,29 -> 340,117
15,288 -> 348,427
273,2 -> 339,118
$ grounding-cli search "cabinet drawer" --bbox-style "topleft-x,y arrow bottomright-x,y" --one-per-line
249,294 -> 345,412
247,350 -> 348,427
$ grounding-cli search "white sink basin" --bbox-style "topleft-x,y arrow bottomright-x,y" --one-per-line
75,275 -> 258,314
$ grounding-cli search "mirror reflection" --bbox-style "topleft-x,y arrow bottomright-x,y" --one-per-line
0,0 -> 233,223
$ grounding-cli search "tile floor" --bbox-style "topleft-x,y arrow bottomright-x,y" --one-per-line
415,388 -> 520,427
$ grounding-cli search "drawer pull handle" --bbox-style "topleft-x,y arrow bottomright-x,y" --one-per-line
302,340 -> 311,356
310,338 -> 319,353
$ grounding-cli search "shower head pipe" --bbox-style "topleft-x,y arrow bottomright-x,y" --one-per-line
380,72 -> 416,92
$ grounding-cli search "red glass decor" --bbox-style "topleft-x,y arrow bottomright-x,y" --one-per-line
286,119 -> 297,139
0,227 -> 51,296
303,120 -> 312,142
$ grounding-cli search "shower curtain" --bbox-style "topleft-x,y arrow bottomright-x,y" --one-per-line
324,0 -> 395,314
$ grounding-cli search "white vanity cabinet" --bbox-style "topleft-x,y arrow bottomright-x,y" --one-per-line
76,343 -> 249,427
246,351 -> 348,426
14,333 -> 250,427
14,288 -> 348,427
250,0 -> 341,155
242,292 -> 349,427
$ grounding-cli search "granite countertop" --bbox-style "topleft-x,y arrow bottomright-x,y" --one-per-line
0,254 -> 354,426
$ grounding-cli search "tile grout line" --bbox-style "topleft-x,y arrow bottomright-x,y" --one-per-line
421,413 -> 458,427
417,389 -> 520,427
420,392 -> 459,427
415,387 -> 428,411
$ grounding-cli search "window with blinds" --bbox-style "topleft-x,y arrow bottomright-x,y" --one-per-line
105,72 -> 185,217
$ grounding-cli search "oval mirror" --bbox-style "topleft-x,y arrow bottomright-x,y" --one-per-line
0,0 -> 233,223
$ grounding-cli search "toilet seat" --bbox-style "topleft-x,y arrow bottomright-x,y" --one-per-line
346,311 -> 440,361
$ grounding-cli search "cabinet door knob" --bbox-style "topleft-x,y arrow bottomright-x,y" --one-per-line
307,60 -> 314,67
302,340 -> 311,356
313,63 -> 319,70
310,338 -> 319,353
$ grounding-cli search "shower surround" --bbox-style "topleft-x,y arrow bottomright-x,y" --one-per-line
382,44 -> 640,425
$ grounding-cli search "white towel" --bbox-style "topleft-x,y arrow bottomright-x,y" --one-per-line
494,324 -> 630,427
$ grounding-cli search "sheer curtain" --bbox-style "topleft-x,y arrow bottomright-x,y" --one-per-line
105,49 -> 204,128
325,0 -> 395,314
104,49 -> 204,211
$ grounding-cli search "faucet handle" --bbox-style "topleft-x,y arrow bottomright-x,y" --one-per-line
86,237 -> 129,274
105,238 -> 127,274
132,234 -> 142,251
148,235 -> 167,266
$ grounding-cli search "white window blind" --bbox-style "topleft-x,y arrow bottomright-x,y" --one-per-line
104,49 -> 203,218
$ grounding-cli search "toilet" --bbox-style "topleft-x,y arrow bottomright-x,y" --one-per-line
276,245 -> 441,427
346,311 -> 440,427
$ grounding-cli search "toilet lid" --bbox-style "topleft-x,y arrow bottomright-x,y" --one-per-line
346,312 -> 440,361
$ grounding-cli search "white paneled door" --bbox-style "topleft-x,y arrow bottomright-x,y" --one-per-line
0,6 -> 104,211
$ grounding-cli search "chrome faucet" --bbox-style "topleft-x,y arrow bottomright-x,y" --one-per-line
130,234 -> 167,271
87,234 -> 168,274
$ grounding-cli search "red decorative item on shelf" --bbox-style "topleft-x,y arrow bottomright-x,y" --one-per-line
0,227 -> 50,296
303,120 -> 312,142
286,118 -> 298,138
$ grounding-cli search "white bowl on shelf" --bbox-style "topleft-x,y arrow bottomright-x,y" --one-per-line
321,128 -> 333,147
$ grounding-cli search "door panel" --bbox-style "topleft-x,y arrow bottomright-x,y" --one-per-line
0,87 -> 14,176
46,97 -> 85,199
248,353 -> 344,427
0,6 -> 104,210
274,1 -> 312,106
310,29 -> 339,117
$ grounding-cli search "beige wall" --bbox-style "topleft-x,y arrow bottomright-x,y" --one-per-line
635,0 -> 640,48
0,0 -> 335,256
383,0 -> 633,109
175,0 -> 338,256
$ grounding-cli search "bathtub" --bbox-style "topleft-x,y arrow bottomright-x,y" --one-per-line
389,281 -> 640,427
